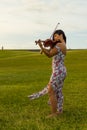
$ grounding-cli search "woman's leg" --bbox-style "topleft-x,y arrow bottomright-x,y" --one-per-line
56,81 -> 64,113
48,84 -> 57,114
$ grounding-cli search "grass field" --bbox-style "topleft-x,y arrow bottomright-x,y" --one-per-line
0,49 -> 87,130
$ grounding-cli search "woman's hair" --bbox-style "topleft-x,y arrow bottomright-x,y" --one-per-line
53,29 -> 66,43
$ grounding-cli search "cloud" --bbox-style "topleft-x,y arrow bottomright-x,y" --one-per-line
0,0 -> 87,49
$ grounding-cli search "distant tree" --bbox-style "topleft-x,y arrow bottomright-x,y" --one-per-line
1,46 -> 4,50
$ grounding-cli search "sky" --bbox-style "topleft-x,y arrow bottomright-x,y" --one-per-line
0,0 -> 87,49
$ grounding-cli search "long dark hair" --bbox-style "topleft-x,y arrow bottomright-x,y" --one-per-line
53,29 -> 66,43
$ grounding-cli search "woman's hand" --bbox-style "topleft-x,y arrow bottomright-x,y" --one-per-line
36,39 -> 43,48
38,42 -> 43,48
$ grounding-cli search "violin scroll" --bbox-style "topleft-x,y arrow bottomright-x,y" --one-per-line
35,39 -> 41,45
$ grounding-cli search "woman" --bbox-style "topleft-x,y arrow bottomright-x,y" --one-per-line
29,30 -> 67,117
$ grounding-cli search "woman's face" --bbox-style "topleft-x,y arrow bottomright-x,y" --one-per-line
53,33 -> 60,41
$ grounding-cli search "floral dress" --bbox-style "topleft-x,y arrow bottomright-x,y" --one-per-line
28,45 -> 67,112
50,45 -> 67,112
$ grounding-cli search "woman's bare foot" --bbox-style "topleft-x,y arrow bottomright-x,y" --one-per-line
46,113 -> 58,118
46,111 -> 62,118
47,112 -> 61,118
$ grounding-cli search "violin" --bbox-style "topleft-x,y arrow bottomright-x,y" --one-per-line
35,22 -> 60,52
35,39 -> 58,47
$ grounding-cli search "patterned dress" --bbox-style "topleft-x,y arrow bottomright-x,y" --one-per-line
49,45 -> 67,112
28,45 -> 67,112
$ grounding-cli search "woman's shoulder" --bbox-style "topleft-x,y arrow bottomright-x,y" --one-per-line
56,42 -> 67,55
56,42 -> 66,47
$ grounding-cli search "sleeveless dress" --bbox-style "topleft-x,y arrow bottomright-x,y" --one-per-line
49,45 -> 67,112
28,45 -> 67,112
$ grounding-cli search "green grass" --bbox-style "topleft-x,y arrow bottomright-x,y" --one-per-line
0,49 -> 87,130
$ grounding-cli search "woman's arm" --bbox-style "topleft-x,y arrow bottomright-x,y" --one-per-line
37,34 -> 66,57
38,42 -> 58,58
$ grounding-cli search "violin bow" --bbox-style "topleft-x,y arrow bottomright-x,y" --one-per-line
50,22 -> 60,39
39,22 -> 60,54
